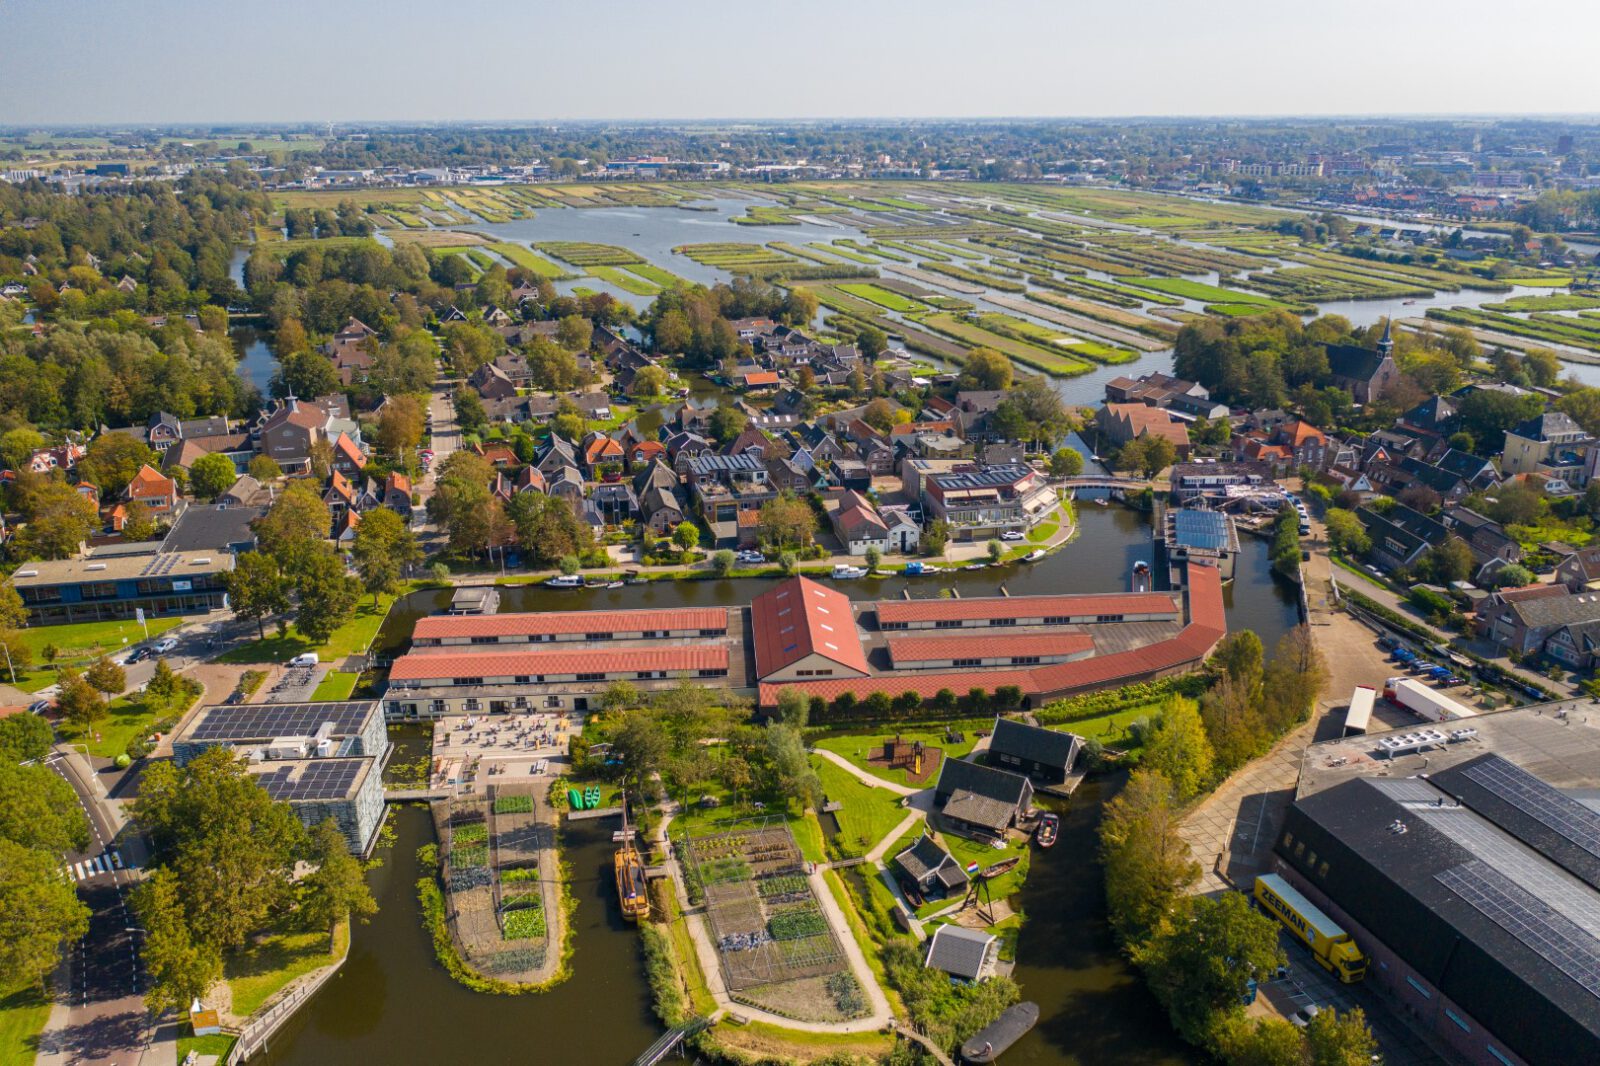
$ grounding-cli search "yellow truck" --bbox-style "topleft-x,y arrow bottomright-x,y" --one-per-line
1254,874 -> 1368,983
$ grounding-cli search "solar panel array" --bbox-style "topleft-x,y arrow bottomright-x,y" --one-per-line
254,759 -> 364,801
1463,757 -> 1600,861
1439,860 -> 1600,1000
139,553 -> 183,576
1173,509 -> 1231,551
189,702 -> 374,742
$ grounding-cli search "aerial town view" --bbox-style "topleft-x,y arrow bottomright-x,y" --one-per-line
5,4 -> 1600,1066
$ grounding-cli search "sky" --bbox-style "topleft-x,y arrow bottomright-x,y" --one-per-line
2,0 -> 1599,125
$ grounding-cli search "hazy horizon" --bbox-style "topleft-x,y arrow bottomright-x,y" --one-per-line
3,0 -> 1599,125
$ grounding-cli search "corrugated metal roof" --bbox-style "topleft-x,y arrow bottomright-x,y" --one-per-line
413,607 -> 727,641
390,645 -> 726,680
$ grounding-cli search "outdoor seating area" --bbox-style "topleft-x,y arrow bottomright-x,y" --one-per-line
430,712 -> 575,790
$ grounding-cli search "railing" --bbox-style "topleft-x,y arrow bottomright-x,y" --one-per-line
224,940 -> 348,1064
632,1015 -> 711,1066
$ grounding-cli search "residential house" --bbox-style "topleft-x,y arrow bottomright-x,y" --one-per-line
924,925 -> 997,982
122,464 -> 178,523
382,472 -> 413,521
933,757 -> 1033,842
1502,411 -> 1593,489
332,433 -> 367,478
984,717 -> 1082,786
592,482 -> 640,525
1477,584 -> 1600,664
469,363 -> 519,402
1097,403 -> 1191,457
879,506 -> 921,554
891,834 -> 969,902
1558,547 -> 1600,593
1358,503 -> 1450,572
922,465 -> 1058,541
257,398 -> 337,472
580,432 -> 625,478
830,491 -> 889,557
1440,506 -> 1522,569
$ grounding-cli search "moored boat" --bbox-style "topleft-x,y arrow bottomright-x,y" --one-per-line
544,574 -> 583,588
832,564 -> 867,579
1023,549 -> 1045,563
1131,560 -> 1151,593
614,790 -> 650,923
960,1001 -> 1040,1063
1035,812 -> 1059,848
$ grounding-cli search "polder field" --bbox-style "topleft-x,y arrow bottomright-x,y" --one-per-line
262,178 -> 1597,374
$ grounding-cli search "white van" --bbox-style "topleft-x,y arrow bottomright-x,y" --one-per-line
288,653 -> 319,667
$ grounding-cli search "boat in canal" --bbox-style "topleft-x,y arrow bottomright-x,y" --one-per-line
614,791 -> 650,923
544,574 -> 584,588
832,564 -> 867,579
1131,560 -> 1151,593
1034,813 -> 1059,848
1023,549 -> 1046,563
960,1001 -> 1040,1063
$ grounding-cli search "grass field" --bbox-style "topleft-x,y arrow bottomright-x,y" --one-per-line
484,242 -> 573,279
836,282 -> 926,313
535,242 -> 643,267
625,263 -> 689,289
11,617 -> 184,692
226,921 -> 348,1018
590,265 -> 660,295
812,758 -> 910,859
58,689 -> 182,759
217,592 -> 399,664
311,671 -> 360,701
916,312 -> 1094,377
0,989 -> 49,1066
811,723 -> 986,787
1126,276 -> 1282,306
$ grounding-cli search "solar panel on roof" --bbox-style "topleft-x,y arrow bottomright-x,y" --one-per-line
256,759 -> 363,801
189,702 -> 373,742
1173,510 -> 1230,551
1463,757 -> 1600,862
1439,860 -> 1600,1000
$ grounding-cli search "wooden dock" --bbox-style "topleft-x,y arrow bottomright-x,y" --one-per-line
568,805 -> 622,821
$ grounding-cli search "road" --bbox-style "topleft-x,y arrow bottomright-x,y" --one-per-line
36,751 -> 171,1066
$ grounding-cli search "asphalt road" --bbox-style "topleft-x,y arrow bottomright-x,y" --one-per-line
38,753 -> 156,1066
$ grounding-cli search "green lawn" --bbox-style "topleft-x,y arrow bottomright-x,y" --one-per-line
812,758 -> 910,859
940,830 -> 1030,908
591,265 -> 661,295
810,722 -> 986,788
1126,276 -> 1282,306
217,592 -> 399,664
176,1034 -> 237,1063
226,921 -> 348,1018
668,785 -> 829,865
484,241 -> 572,279
836,282 -> 926,313
625,263 -> 689,289
58,682 -> 202,759
1049,702 -> 1163,749
0,988 -> 50,1066
311,671 -> 360,701
1026,507 -> 1064,544
10,617 -> 184,692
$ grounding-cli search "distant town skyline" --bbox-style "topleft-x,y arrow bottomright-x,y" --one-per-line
2,0 -> 1598,125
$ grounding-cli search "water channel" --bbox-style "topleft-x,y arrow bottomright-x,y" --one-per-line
262,504 -> 1287,1064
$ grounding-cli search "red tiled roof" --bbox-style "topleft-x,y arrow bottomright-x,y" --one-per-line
750,576 -> 871,679
413,607 -> 727,641
888,632 -> 1094,664
876,592 -> 1178,626
387,471 -> 412,495
760,566 -> 1225,705
741,371 -> 780,387
126,464 -> 175,499
334,433 -> 366,469
390,645 -> 726,681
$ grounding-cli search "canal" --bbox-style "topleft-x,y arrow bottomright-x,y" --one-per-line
261,505 -> 1282,1064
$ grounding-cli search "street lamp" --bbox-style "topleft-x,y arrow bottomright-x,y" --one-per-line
0,638 -> 14,684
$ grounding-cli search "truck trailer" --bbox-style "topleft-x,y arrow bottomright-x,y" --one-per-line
1383,676 -> 1476,723
1343,685 -> 1376,736
1254,874 -> 1368,983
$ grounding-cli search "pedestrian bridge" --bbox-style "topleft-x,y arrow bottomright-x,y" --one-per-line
1059,476 -> 1148,490
633,1016 -> 712,1066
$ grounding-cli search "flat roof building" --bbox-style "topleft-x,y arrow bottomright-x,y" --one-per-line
250,757 -> 385,857
10,549 -> 233,623
1280,704 -> 1600,1066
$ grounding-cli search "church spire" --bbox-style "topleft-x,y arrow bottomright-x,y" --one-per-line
1376,316 -> 1394,359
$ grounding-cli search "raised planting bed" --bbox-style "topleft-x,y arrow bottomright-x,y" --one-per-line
493,795 -> 534,815
534,241 -> 643,267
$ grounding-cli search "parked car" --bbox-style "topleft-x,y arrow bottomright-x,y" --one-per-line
28,699 -> 54,715
289,652 -> 320,667
1290,1005 -> 1322,1029
152,637 -> 178,654
125,646 -> 152,665
999,530 -> 1025,541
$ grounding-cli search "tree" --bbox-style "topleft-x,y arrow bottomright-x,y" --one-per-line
375,395 -> 426,459
11,479 -> 98,560
0,839 -> 91,994
84,656 -> 126,696
254,481 -> 331,566
923,520 -> 949,557
350,507 -> 420,603
273,351 -> 341,402
773,688 -> 809,728
556,314 -> 593,352
505,491 -> 594,567
247,454 -> 283,482
1322,508 -> 1369,557
55,670 -> 106,734
134,748 -> 306,953
1135,435 -> 1177,478
292,548 -> 361,643
0,713 -> 53,763
1419,536 -> 1474,586
765,722 -> 822,810
987,539 -> 1004,563
120,499 -> 157,542
855,325 -> 887,359
862,397 -> 896,433
188,452 -> 238,501
453,387 -> 487,437
0,581 -> 26,631
1262,626 -> 1328,734
1212,631 -> 1265,696
1305,1007 -> 1379,1066
309,438 -> 335,481
759,492 -> 817,549
864,545 -> 882,572
299,818 -> 377,949
1214,1015 -> 1308,1066
612,710 -> 669,790
958,347 -> 1013,391
711,549 -> 735,577
600,680 -> 641,713
1135,892 -> 1285,1045
0,763 -> 90,855
1141,695 -> 1214,802
630,365 -> 670,398
80,433 -> 157,496
0,428 -> 45,473
226,551 -> 292,638
133,867 -> 222,1012
0,629 -> 29,685
672,521 -> 700,552
778,550 -> 798,576
709,405 -> 748,446
1048,448 -> 1084,477
1099,769 -> 1200,946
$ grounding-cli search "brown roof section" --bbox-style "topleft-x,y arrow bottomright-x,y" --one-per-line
390,645 -> 726,681
125,463 -> 175,500
888,632 -> 1094,664
750,576 -> 871,679
412,607 -> 727,641
334,433 -> 366,469
760,565 -> 1225,705
876,592 -> 1178,626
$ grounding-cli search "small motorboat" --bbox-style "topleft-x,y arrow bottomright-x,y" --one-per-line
962,1002 -> 1041,1063
544,574 -> 583,588
963,563 -> 989,571
1035,813 -> 1059,848
832,564 -> 867,579
1093,497 -> 1108,506
1131,560 -> 1152,593
1023,549 -> 1046,563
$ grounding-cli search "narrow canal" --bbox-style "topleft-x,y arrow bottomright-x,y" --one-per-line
260,506 -> 1281,1064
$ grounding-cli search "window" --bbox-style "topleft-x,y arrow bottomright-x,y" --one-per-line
697,668 -> 727,678
1318,861 -> 1329,878
545,696 -> 562,708
453,677 -> 484,687
1485,1046 -> 1513,1066
1444,1009 -> 1470,1033
1404,976 -> 1432,1000
1010,656 -> 1041,666
1307,851 -> 1317,868
585,633 -> 607,641
470,636 -> 500,644
935,619 -> 962,629
464,699 -> 481,712
698,628 -> 723,637
988,618 -> 1015,627
953,658 -> 981,667
1283,831 -> 1294,848
514,675 -> 531,684
1294,842 -> 1305,858
1095,614 -> 1125,623
576,672 -> 605,682
1043,615 -> 1070,624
